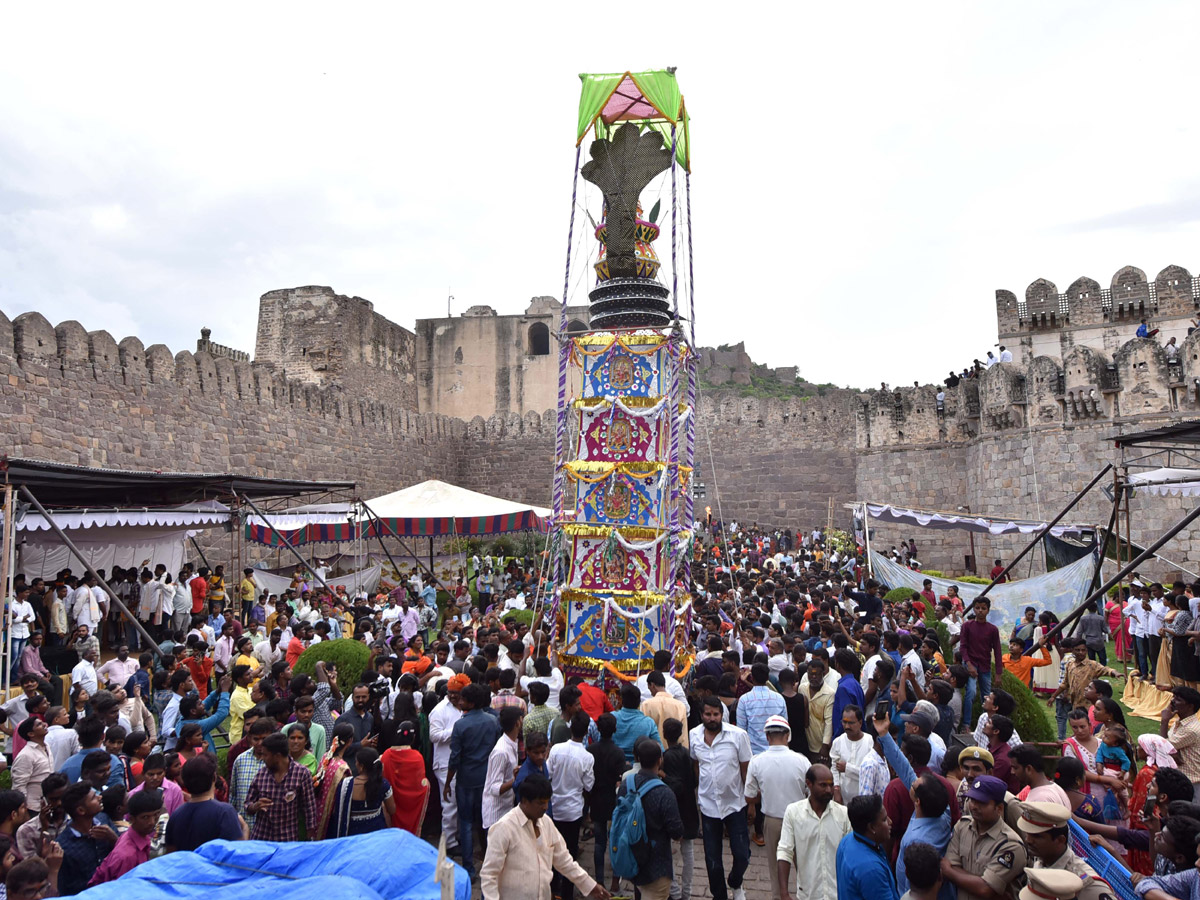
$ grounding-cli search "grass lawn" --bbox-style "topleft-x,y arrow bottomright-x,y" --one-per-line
1098,638 -> 1158,740
1022,638 -> 1159,742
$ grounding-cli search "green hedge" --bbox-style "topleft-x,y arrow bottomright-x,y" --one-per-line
500,609 -> 535,628
293,639 -> 371,694
958,575 -> 991,585
884,587 -> 918,603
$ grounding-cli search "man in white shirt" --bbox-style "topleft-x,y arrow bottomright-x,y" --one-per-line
776,764 -> 850,900
898,633 -> 926,690
546,712 -> 595,900
253,630 -> 285,671
71,577 -> 101,636
9,588 -> 35,661
1126,589 -> 1150,677
70,647 -> 99,697
690,697 -> 752,900
520,658 -> 564,711
1148,584 -> 1169,680
429,676 -> 466,850
478,774 -> 604,900
482,707 -> 522,831
45,707 -> 79,771
744,716 -> 810,900
998,345 -> 1013,363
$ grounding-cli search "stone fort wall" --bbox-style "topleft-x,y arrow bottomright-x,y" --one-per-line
6,258 -> 1200,581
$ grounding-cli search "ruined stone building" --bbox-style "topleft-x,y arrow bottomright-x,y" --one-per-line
3,262 -> 1200,577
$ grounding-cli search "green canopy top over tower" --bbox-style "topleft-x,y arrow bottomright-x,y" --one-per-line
577,69 -> 690,171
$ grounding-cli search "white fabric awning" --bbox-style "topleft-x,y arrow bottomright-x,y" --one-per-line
7,500 -> 230,532
362,480 -> 551,522
864,502 -> 1088,537
1127,467 -> 1200,497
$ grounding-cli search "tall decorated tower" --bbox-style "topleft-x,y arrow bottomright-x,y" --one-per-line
547,71 -> 696,681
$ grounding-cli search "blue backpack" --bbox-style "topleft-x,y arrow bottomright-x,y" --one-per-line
609,772 -> 662,880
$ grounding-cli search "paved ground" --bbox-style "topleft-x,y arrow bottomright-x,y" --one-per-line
466,830 -> 777,899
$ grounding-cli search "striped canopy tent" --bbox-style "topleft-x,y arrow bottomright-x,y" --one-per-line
364,480 -> 550,538
245,480 -> 550,546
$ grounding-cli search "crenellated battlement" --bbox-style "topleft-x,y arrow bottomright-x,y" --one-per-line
997,263 -> 1200,366
0,307 -> 464,448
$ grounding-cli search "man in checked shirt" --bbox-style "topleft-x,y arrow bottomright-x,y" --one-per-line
244,731 -> 318,841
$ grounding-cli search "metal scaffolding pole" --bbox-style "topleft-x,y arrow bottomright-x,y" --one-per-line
1039,500 -> 1200,647
359,501 -> 452,595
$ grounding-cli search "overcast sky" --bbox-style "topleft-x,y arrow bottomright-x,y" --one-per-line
3,3 -> 1199,390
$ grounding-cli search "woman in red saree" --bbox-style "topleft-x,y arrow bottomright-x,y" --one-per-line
1108,597 -> 1129,661
379,719 -> 430,836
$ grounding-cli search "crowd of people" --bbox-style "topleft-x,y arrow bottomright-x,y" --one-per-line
2,525 -> 1200,900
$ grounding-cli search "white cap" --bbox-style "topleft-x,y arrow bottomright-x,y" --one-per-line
764,714 -> 791,733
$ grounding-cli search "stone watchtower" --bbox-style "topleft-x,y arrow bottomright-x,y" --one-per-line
996,264 -> 1200,364
254,286 -> 418,411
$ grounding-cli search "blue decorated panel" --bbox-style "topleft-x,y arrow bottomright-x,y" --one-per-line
581,343 -> 667,399
576,469 -> 665,528
562,596 -> 665,662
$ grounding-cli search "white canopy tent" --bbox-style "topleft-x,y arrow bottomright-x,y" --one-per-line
7,501 -> 230,580
361,480 -> 551,531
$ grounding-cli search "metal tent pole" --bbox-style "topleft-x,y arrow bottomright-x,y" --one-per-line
973,462 -> 1114,601
358,503 -> 409,595
17,485 -> 163,659
189,536 -> 212,570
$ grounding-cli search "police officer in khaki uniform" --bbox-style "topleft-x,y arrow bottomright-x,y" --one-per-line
1017,802 -> 1115,900
956,746 -> 995,810
1020,868 -> 1085,900
942,775 -> 1028,900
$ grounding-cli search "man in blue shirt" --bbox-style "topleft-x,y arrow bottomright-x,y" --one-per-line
60,717 -> 125,788
830,649 -> 866,740
420,581 -> 438,611
836,793 -> 899,900
738,663 -> 785,755
445,682 -> 501,881
612,683 -> 661,764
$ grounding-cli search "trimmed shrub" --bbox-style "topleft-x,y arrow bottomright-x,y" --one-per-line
293,639 -> 371,694
1004,670 -> 1056,742
958,575 -> 990,585
499,609 -> 536,629
920,570 -> 945,578
884,587 -> 918,603
969,669 -> 1055,743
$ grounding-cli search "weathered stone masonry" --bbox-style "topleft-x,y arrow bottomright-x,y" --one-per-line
5,262 -> 1200,578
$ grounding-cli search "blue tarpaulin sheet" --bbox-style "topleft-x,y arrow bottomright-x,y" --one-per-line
76,831 -> 470,900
